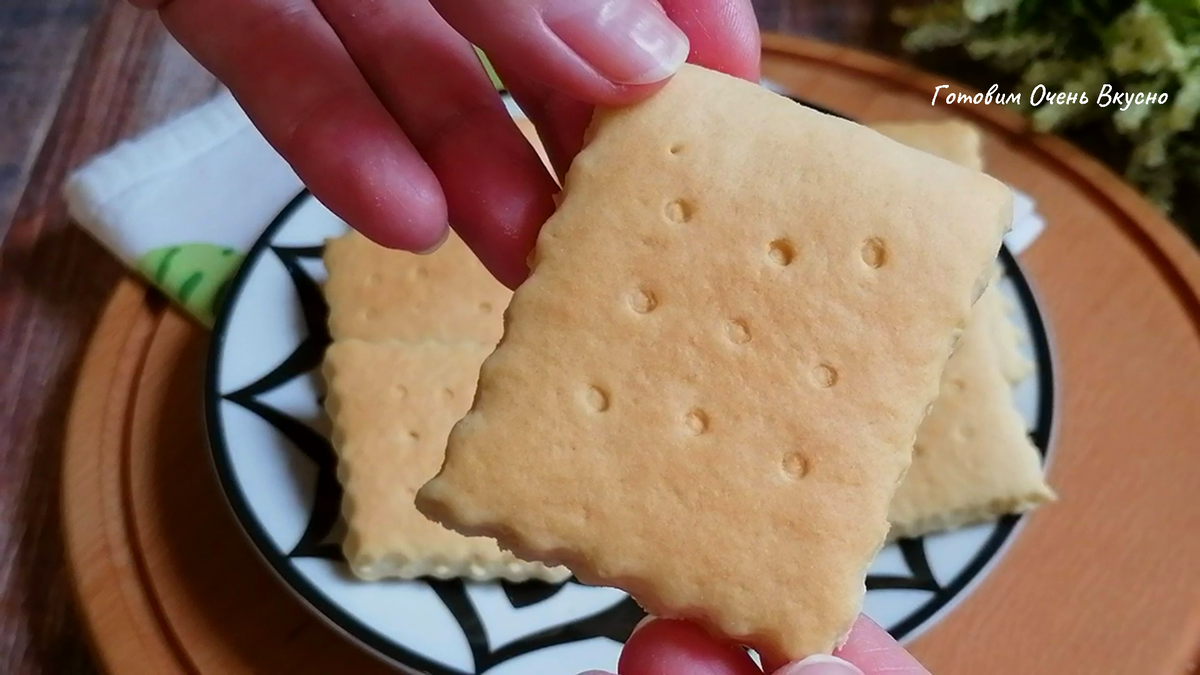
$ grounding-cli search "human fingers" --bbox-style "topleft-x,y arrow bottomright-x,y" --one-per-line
422,0 -> 691,277
768,615 -> 929,674
484,0 -> 761,185
659,0 -> 760,80
828,615 -> 929,674
149,0 -> 447,252
431,0 -> 690,105
618,618 -> 763,675
312,0 -> 558,288
498,68 -> 593,181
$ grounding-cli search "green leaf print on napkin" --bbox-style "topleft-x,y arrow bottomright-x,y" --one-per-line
136,243 -> 244,326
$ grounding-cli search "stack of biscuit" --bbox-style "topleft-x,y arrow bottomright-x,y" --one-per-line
870,121 -> 1055,540
321,230 -> 570,582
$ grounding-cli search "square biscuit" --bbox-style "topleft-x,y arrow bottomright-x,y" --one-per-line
861,112 -> 1037,388
984,281 -> 1036,384
324,229 -> 511,344
323,339 -> 570,582
887,284 -> 1055,539
870,120 -> 984,172
417,65 -> 1013,661
872,122 -> 1051,537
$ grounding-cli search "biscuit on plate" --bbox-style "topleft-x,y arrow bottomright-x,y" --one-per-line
871,121 -> 1053,538
323,339 -> 570,582
888,284 -> 1055,539
324,229 -> 511,344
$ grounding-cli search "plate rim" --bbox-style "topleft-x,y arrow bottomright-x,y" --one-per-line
205,191 -> 442,674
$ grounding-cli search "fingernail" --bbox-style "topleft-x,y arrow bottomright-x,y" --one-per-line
545,0 -> 690,85
774,654 -> 864,675
629,614 -> 655,635
418,226 -> 450,255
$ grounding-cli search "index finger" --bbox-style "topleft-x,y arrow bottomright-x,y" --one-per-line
152,0 -> 448,252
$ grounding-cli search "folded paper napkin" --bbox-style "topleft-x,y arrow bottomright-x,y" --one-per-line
63,84 -> 1046,326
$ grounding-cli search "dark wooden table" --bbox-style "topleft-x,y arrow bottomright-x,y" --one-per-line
0,1 -> 896,672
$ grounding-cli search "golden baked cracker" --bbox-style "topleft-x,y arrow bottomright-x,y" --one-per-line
417,65 -> 1012,661
323,339 -> 570,582
984,285 -> 1036,383
870,119 -> 984,172
323,229 -> 511,344
870,122 -> 1049,535
971,265 -> 1034,384
888,284 -> 1055,539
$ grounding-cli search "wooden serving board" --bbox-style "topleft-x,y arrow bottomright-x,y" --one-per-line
63,35 -> 1200,674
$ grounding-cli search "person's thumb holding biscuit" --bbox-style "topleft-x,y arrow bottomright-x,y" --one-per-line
577,615 -> 930,675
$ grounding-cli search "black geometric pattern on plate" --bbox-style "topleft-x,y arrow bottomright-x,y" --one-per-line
207,99 -> 1055,670
208,193 -> 646,675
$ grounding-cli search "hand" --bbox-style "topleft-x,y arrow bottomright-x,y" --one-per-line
579,615 -> 930,675
129,0 -> 761,288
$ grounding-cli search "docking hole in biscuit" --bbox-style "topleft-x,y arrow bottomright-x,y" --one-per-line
684,409 -> 710,435
480,302 -> 493,314
363,307 -> 380,321
664,199 -> 694,223
393,384 -> 408,399
628,288 -> 658,314
812,364 -> 839,388
861,238 -> 888,268
365,272 -> 382,287
442,388 -> 455,401
782,452 -> 811,479
583,385 -> 610,412
669,143 -> 684,155
725,319 -> 751,345
768,239 -> 797,266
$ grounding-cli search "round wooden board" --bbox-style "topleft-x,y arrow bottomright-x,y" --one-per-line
63,35 -> 1200,674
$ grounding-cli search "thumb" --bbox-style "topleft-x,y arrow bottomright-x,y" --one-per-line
430,0 -> 690,104
773,615 -> 930,675
773,655 -> 864,675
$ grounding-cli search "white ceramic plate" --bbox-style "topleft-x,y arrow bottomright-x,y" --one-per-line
206,115 -> 1055,675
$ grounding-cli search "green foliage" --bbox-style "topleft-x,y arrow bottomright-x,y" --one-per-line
895,0 -> 1200,228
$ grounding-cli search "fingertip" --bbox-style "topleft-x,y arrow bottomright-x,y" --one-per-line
416,225 -> 452,255
773,655 -> 863,675
433,0 -> 682,108
429,111 -> 558,290
541,0 -> 691,87
329,160 -> 450,253
619,619 -> 762,675
660,0 -> 761,81
832,615 -> 929,674
483,251 -> 531,291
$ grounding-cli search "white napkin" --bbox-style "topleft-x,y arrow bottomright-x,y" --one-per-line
63,88 -> 1045,326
